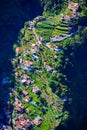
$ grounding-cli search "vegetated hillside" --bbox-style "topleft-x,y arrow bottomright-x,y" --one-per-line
40,0 -> 65,14
0,0 -> 42,74
40,0 -> 87,14
0,0 -> 87,130
54,26 -> 87,130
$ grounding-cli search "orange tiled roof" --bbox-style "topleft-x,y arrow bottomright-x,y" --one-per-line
33,119 -> 42,126
26,60 -> 33,66
16,47 -> 21,54
25,96 -> 31,102
22,90 -> 28,96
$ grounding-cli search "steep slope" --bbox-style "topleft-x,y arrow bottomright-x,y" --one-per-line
0,0 -> 87,130
0,0 -> 42,43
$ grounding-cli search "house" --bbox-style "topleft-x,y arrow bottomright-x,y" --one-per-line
31,44 -> 39,53
20,79 -> 26,84
15,114 -> 32,130
46,65 -> 53,72
26,80 -> 31,86
25,60 -> 33,67
44,62 -> 47,66
68,2 -> 79,12
26,108 -> 31,113
32,54 -> 38,61
24,66 -> 35,72
14,98 -> 22,107
24,60 -> 34,71
15,72 -> 20,78
24,96 -> 31,102
32,86 -> 41,94
46,43 -> 62,52
22,74 -> 29,80
16,47 -> 21,56
39,37 -> 44,42
54,55 -> 58,60
33,116 -> 42,126
28,21 -> 34,30
22,90 -> 28,96
16,106 -> 24,114
46,43 -> 55,51
20,58 -> 23,64
44,62 -> 53,72
35,16 -> 43,23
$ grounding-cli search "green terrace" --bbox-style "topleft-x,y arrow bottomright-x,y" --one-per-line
35,15 -> 72,40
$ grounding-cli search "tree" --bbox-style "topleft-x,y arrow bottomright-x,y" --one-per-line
49,80 -> 58,92
25,30 -> 30,41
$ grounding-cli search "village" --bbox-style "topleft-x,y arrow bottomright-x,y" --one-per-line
0,2 -> 82,130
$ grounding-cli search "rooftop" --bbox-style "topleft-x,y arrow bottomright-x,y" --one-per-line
33,116 -> 42,126
22,90 -> 28,96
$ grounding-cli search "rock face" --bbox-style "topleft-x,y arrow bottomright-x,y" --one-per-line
0,0 -> 42,43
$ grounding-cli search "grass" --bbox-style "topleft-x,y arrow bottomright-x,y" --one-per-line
35,12 -> 69,38
10,11 -> 68,130
37,105 -> 60,130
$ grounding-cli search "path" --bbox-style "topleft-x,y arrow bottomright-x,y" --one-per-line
32,28 -> 42,45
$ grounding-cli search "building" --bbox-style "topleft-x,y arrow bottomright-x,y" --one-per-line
25,60 -> 33,67
14,98 -> 22,108
31,44 -> 39,54
68,2 -> 79,12
33,116 -> 42,126
15,114 -> 32,130
32,86 -> 41,94
24,96 -> 31,102
32,54 -> 38,61
15,72 -> 20,78
16,106 -> 24,114
16,47 -> 21,55
22,90 -> 28,96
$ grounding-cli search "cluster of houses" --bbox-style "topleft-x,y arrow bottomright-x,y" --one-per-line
13,47 -> 43,129
13,93 -> 42,129
30,44 -> 39,54
44,62 -> 53,72
28,16 -> 44,30
14,114 -> 32,130
46,43 -> 62,52
61,2 -> 79,22
14,114 -> 42,130
15,47 -> 39,73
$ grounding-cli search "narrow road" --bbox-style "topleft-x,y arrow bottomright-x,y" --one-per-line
32,28 -> 42,45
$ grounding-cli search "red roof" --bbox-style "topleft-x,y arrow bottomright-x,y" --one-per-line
33,118 -> 42,126
22,90 -> 28,96
16,47 -> 21,54
26,60 -> 33,66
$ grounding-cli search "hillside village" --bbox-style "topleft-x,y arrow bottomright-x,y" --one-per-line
0,1 -> 86,130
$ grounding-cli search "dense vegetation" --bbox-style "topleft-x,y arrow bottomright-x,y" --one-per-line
0,0 -> 87,130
